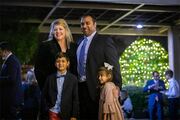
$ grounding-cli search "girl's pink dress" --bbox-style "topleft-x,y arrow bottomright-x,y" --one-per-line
99,82 -> 124,120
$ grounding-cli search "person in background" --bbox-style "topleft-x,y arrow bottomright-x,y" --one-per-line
22,67 -> 41,120
26,65 -> 36,84
143,71 -> 166,120
0,41 -> 23,119
160,69 -> 180,120
40,52 -> 79,120
76,14 -> 121,120
120,90 -> 133,118
98,63 -> 124,120
35,18 -> 77,91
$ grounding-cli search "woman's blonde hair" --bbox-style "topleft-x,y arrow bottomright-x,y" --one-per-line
48,18 -> 73,48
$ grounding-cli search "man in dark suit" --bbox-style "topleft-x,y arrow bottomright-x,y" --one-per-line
0,41 -> 23,119
76,14 -> 122,120
143,71 -> 166,120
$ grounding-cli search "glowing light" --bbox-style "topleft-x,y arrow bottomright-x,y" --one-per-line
119,38 -> 169,87
136,24 -> 143,29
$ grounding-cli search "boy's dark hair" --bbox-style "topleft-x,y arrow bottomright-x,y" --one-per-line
0,41 -> 11,51
55,52 -> 70,62
98,66 -> 113,81
165,69 -> 173,78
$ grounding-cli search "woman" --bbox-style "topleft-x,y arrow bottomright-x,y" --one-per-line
34,19 -> 77,91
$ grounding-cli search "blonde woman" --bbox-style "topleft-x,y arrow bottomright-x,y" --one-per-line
35,19 -> 77,91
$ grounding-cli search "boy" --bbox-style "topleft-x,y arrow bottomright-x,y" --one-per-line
40,52 -> 79,120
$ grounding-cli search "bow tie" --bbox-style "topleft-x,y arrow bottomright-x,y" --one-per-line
56,75 -> 66,78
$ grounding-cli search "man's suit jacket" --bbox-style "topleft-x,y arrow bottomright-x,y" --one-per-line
77,33 -> 121,101
35,39 -> 77,90
0,54 -> 23,118
143,79 -> 166,106
41,72 -> 79,120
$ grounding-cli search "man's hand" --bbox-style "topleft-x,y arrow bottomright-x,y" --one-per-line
148,84 -> 156,89
160,91 -> 165,94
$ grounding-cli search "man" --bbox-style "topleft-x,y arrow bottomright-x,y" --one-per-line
161,69 -> 180,120
143,71 -> 166,120
76,14 -> 121,119
0,41 -> 23,119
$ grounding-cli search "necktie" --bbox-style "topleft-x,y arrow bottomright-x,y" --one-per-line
79,37 -> 88,76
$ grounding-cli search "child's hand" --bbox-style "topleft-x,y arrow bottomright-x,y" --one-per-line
112,86 -> 120,98
70,117 -> 77,120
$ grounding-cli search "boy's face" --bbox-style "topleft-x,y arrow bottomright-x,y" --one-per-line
55,57 -> 69,73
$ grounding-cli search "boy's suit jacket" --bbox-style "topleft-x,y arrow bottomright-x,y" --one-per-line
41,72 -> 79,120
143,79 -> 166,106
77,33 -> 121,101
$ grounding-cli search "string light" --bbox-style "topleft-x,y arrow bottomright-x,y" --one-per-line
119,38 -> 169,87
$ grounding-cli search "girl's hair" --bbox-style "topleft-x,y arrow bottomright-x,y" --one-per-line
98,66 -> 113,82
48,18 -> 73,48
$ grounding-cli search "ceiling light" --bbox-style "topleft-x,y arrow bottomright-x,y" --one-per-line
136,24 -> 143,29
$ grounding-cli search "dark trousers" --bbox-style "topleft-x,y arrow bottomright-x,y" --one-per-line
148,101 -> 163,120
0,106 -> 20,120
168,97 -> 179,120
78,82 -> 99,120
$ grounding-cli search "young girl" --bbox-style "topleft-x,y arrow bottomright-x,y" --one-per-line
98,62 -> 124,120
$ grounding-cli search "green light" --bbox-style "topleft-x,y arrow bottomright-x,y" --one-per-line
119,38 -> 169,87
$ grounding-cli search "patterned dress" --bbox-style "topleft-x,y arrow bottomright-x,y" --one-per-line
99,82 -> 124,120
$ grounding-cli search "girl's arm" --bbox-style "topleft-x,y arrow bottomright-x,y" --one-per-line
103,113 -> 107,120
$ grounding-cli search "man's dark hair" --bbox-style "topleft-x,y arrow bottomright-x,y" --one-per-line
55,52 -> 70,62
152,71 -> 159,76
165,69 -> 173,78
0,41 -> 11,51
81,14 -> 96,23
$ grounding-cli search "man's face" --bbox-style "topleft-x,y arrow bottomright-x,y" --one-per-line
80,16 -> 96,37
165,74 -> 170,80
0,49 -> 2,57
0,50 -> 6,60
153,72 -> 160,80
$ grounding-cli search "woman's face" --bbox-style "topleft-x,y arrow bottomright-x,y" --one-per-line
53,24 -> 66,41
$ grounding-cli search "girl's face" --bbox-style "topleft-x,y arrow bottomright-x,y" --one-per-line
53,24 -> 66,41
98,71 -> 111,85
55,57 -> 69,73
